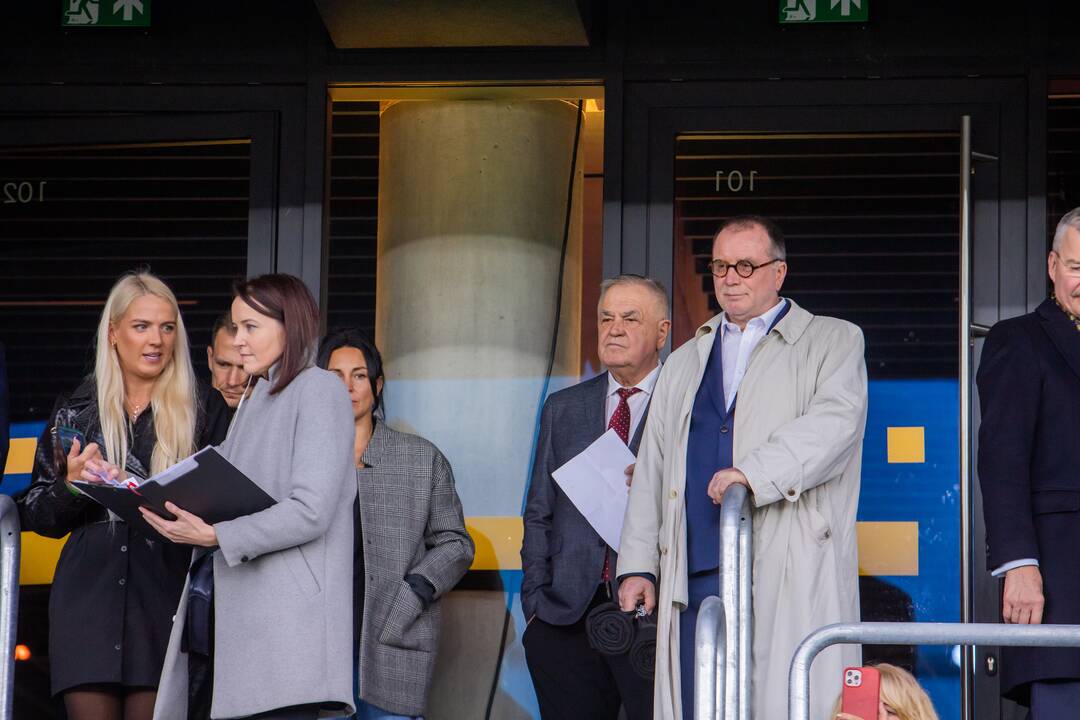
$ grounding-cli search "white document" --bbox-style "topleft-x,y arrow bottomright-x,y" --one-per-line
551,428 -> 636,551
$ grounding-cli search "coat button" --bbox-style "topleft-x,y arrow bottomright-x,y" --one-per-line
114,644 -> 121,651
661,547 -> 668,555
118,578 -> 126,586
120,545 -> 127,552
669,490 -> 678,499
240,555 -> 249,563
824,530 -> 831,539
720,426 -> 729,434
787,489 -> 796,497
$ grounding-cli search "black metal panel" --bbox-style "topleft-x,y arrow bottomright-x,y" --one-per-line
325,100 -> 379,335
0,140 -> 249,420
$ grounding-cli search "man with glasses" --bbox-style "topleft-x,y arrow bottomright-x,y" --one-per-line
618,215 -> 868,720
978,207 -> 1080,718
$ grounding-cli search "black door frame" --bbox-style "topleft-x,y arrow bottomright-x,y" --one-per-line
609,77 -> 1032,720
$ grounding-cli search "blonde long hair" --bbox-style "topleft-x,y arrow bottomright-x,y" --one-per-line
94,272 -> 197,475
832,663 -> 939,720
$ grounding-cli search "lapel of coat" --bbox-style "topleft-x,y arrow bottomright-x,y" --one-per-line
679,321 -> 720,430
1038,298 -> 1080,381
629,400 -> 650,454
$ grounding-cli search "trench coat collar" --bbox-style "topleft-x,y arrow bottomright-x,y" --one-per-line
1037,297 -> 1080,381
694,297 -> 813,345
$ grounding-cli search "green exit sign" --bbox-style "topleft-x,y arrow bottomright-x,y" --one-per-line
62,0 -> 150,28
780,0 -> 868,24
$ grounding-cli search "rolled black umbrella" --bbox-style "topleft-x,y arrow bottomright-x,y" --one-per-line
585,601 -> 635,656
629,614 -> 657,679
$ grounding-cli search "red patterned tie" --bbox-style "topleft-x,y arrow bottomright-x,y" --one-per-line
602,387 -> 642,581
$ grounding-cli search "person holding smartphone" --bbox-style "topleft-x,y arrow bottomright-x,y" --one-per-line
17,271 -> 209,720
833,663 -> 938,720
143,274 -> 357,720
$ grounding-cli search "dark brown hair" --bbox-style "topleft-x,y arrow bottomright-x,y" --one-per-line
233,274 -> 319,395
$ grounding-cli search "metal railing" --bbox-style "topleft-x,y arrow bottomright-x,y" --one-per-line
0,495 -> 20,720
695,482 -> 752,720
788,621 -> 1080,720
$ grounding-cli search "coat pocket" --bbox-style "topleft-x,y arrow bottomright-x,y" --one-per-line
1032,490 -> 1080,515
804,504 -> 833,546
281,546 -> 321,597
378,580 -> 439,653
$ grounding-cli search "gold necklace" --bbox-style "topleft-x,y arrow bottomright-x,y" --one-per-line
1053,295 -> 1080,333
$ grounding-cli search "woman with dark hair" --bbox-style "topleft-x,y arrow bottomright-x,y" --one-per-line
316,328 -> 473,720
144,274 -> 357,720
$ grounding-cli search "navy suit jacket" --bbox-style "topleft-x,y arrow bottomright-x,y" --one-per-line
977,298 -> 1080,698
521,372 -> 649,625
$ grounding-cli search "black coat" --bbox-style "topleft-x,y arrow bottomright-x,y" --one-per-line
17,379 -> 227,695
977,298 -> 1080,701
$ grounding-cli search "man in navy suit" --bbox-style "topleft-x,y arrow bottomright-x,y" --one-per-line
978,206 -> 1080,717
521,275 -> 671,720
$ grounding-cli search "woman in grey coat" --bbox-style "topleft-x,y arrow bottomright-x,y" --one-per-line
143,275 -> 357,720
317,329 -> 474,720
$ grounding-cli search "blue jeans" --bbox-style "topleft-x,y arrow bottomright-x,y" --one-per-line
355,699 -> 421,720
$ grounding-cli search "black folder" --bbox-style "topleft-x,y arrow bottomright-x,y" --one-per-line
72,446 -> 275,542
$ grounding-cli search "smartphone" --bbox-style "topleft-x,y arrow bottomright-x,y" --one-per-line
841,666 -> 881,720
56,426 -> 86,455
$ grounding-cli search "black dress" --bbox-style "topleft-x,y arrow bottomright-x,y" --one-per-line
17,379 -> 227,696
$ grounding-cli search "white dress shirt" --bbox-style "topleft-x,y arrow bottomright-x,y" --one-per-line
720,298 -> 788,411
605,364 -> 661,443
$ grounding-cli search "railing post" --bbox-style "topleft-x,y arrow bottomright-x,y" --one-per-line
719,482 -> 751,720
788,622 -> 1080,720
695,597 -> 724,720
0,495 -> 21,720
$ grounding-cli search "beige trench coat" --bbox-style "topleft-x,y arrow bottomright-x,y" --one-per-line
618,300 -> 867,720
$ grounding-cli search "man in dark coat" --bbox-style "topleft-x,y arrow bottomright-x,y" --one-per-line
521,275 -> 670,720
977,206 -> 1080,716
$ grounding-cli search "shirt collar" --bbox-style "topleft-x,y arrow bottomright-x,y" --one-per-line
606,362 -> 661,398
721,298 -> 787,337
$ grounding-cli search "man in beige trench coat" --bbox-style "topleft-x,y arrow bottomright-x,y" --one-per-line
618,215 -> 868,720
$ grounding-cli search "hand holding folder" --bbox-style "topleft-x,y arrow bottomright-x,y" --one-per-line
72,446 -> 275,543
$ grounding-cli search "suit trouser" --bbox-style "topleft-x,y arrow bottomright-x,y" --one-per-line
679,570 -> 721,720
1028,680 -> 1080,719
524,585 -> 654,720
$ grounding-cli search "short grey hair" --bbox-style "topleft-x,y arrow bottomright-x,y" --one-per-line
1054,207 -> 1080,252
598,274 -> 670,320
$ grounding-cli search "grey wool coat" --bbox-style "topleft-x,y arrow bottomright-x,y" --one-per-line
154,365 -> 357,720
356,421 -> 474,717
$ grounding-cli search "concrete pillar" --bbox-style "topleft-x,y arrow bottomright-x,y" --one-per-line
375,99 -> 584,719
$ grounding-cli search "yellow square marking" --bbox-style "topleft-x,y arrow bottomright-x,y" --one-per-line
857,521 -> 919,576
4,438 -> 38,476
887,426 -> 925,464
20,533 -> 68,586
466,517 -> 524,571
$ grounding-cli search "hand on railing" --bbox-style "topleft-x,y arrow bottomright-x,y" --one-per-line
708,469 -> 750,505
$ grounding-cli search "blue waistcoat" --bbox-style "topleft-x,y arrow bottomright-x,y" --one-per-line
685,301 -> 790,574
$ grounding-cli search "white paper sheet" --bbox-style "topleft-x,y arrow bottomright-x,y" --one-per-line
551,428 -> 637,551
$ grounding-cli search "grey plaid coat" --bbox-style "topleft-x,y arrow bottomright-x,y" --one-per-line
356,421 -> 474,717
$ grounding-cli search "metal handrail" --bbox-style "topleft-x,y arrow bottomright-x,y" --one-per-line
0,495 -> 20,720
695,482 -> 753,720
695,597 -> 724,720
788,621 -> 1080,720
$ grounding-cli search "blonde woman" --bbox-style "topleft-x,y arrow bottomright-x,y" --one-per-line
18,272 -> 221,720
834,663 -> 939,720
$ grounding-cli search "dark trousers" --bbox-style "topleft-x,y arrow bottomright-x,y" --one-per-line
679,570 -> 721,720
524,586 -> 654,720
1028,680 -> 1080,719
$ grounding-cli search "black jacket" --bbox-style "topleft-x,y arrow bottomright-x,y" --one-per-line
977,298 -> 1080,700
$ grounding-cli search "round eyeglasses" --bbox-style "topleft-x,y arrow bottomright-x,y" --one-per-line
707,258 -> 782,279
